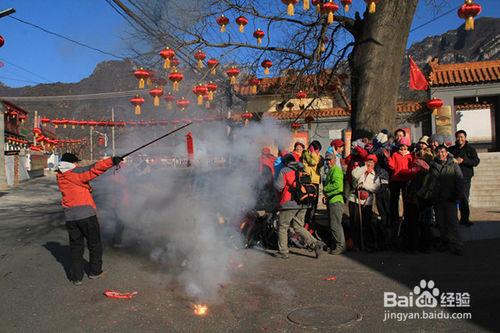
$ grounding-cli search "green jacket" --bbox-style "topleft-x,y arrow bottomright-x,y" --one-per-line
323,165 -> 344,204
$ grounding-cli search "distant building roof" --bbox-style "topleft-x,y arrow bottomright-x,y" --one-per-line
429,59 -> 500,87
230,101 -> 424,122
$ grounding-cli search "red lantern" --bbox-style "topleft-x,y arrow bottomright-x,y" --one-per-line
159,47 -> 176,69
168,69 -> 184,91
207,58 -> 219,75
51,119 -> 63,128
130,95 -> 145,115
296,90 -> 307,100
206,82 -> 218,100
164,92 -> 175,110
33,127 -> 42,138
176,97 -> 190,111
249,77 -> 260,94
216,15 -> 230,32
0,35 -> 4,48
426,98 -> 444,115
226,66 -> 240,84
40,117 -> 50,126
312,0 -> 322,13
149,87 -> 164,107
19,114 -> 27,123
134,68 -> 150,89
236,16 -> 249,32
322,0 -> 339,24
261,60 -> 273,76
78,120 -> 88,129
194,50 -> 206,69
291,122 -> 302,130
253,29 -> 265,45
68,120 -> 78,129
171,57 -> 180,67
364,0 -> 380,14
341,0 -> 352,12
9,110 -> 18,119
97,135 -> 106,147
192,84 -> 209,105
87,120 -> 98,129
458,0 -> 481,31
282,0 -> 299,16
59,119 -> 68,128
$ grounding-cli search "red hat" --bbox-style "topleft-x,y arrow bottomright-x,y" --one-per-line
366,154 -> 378,164
399,137 -> 411,147
330,139 -> 345,149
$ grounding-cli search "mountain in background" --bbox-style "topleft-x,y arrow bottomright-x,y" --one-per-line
1,17 -> 499,122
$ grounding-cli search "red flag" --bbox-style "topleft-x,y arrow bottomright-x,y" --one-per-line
409,56 -> 429,91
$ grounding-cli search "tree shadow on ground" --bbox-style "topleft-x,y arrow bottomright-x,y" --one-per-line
43,241 -> 89,280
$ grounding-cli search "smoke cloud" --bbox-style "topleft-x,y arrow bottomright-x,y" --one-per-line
94,118 -> 291,302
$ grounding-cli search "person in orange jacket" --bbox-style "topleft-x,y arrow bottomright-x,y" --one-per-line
56,153 -> 122,285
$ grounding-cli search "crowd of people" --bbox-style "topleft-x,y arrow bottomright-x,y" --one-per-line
259,129 -> 480,259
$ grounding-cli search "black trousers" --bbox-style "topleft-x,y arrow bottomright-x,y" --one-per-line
66,215 -> 103,281
459,179 -> 471,224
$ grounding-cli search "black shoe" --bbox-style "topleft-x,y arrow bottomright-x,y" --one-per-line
88,271 -> 105,280
72,280 -> 82,286
274,252 -> 289,259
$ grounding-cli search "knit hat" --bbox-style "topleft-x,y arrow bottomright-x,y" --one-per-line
60,153 -> 80,163
330,139 -> 345,149
418,136 -> 430,146
366,154 -> 378,164
375,132 -> 388,144
399,137 -> 411,147
325,152 -> 335,160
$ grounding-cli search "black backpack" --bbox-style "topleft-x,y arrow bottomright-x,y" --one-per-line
291,169 -> 318,206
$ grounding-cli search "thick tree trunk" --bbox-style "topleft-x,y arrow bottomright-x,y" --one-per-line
349,0 -> 418,138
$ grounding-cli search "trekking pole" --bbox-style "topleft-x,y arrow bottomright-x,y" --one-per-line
357,191 -> 364,251
119,122 -> 192,159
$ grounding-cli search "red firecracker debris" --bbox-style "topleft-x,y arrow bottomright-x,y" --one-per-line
323,276 -> 337,281
103,289 -> 138,299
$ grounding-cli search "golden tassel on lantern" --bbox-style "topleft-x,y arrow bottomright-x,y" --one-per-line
146,77 -> 152,86
154,96 -> 160,107
173,81 -> 179,91
287,3 -> 295,16
264,68 -> 270,75
368,1 -> 376,14
139,79 -> 145,89
304,0 -> 310,10
230,76 -> 237,85
135,105 -> 141,115
344,4 -> 350,12
251,85 -> 257,94
220,25 -> 226,32
197,60 -> 203,69
327,12 -> 334,24
208,91 -> 214,100
466,16 -> 474,31
257,37 -> 262,45
167,102 -> 173,110
197,95 -> 203,105
316,3 -> 321,13
321,42 -> 326,52
239,25 -> 244,33
163,58 -> 171,69
210,67 -> 216,75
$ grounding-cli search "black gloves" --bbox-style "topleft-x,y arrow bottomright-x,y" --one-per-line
112,156 -> 124,166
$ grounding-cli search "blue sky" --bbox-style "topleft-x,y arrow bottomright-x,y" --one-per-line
0,0 -> 498,88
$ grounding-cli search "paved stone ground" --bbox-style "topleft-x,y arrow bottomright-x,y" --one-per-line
1,175 -> 500,332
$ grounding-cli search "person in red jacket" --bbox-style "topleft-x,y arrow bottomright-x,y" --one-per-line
384,136 -> 416,236
273,154 -> 323,259
56,153 -> 122,285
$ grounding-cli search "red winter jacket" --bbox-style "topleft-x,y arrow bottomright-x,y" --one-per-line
56,158 -> 114,221
345,146 -> 368,183
387,151 -> 415,182
273,163 -> 302,209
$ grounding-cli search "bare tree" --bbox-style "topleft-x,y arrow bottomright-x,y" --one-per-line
110,0 -> 420,138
